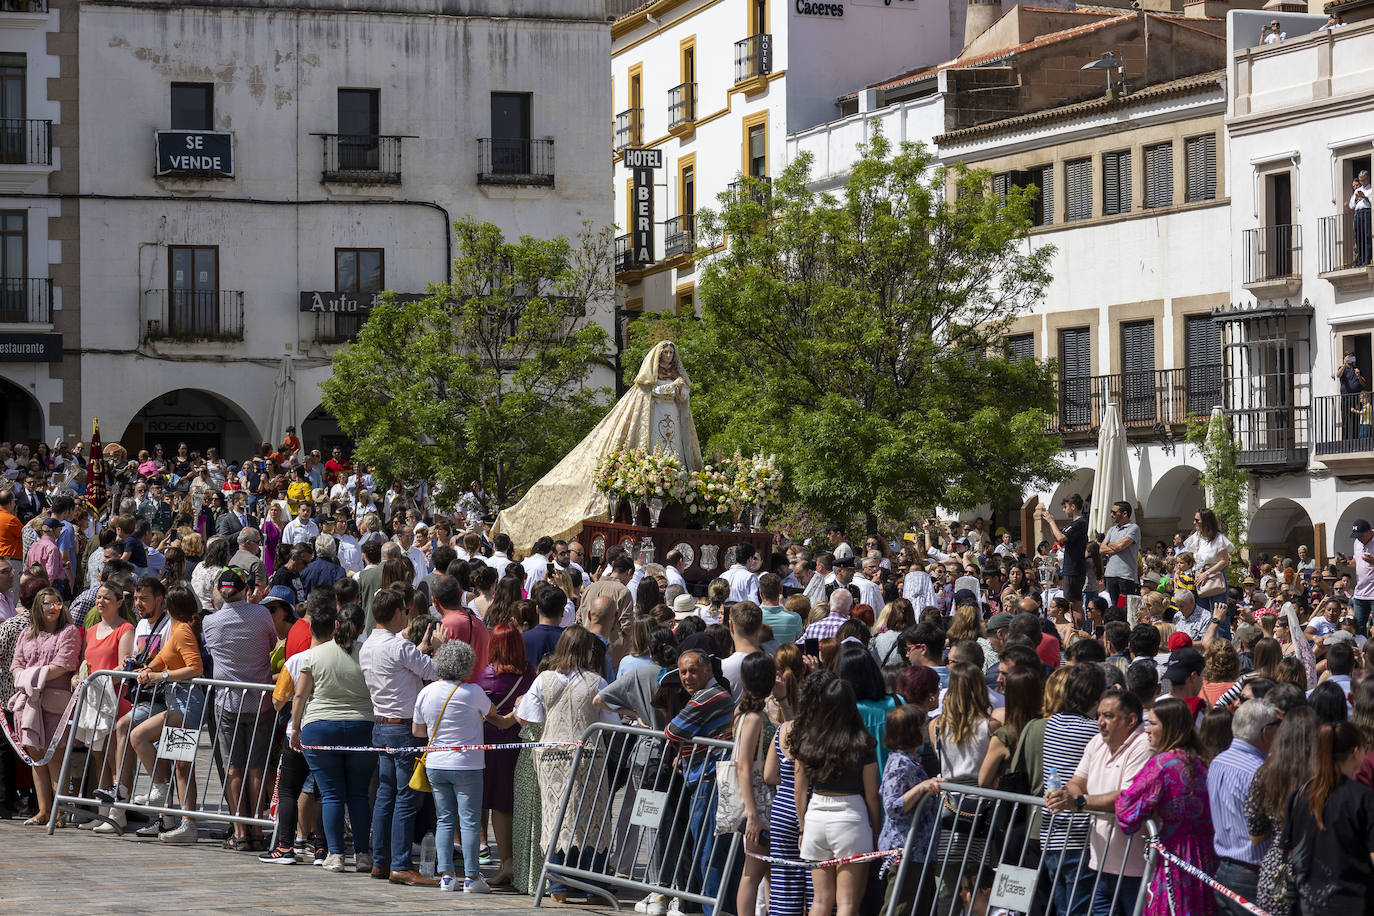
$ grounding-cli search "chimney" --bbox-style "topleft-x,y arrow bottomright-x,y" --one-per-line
965,0 -> 1004,47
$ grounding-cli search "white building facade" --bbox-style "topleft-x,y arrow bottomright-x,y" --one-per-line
2,0 -> 612,457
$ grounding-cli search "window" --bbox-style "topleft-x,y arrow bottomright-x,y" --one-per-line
0,53 -> 24,120
993,166 -> 1053,226
1007,333 -> 1034,361
1184,314 -> 1222,415
337,88 -> 379,171
676,287 -> 694,315
1144,143 -> 1173,209
749,0 -> 767,34
0,210 -> 24,321
490,92 -> 533,174
170,82 -> 212,131
1065,157 -> 1093,221
681,164 -> 695,216
1059,326 -> 1092,426
1184,134 -> 1216,202
1102,150 -> 1131,216
747,123 -> 766,177
168,246 -> 219,337
330,248 -> 383,341
1120,319 -> 1156,423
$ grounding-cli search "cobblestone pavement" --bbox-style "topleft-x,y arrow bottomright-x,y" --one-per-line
0,819 -> 614,915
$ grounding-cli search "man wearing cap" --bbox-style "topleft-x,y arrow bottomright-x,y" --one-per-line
202,566 -> 279,849
1162,647 -> 1207,723
830,554 -> 859,602
1351,519 -> 1374,633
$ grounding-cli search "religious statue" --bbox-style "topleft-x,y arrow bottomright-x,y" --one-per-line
493,340 -> 702,553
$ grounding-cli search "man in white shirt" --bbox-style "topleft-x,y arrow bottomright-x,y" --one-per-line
854,554 -> 885,610
330,516 -> 363,575
396,525 -> 427,586
566,541 -> 593,588
827,523 -> 854,561
720,601 -> 763,703
722,542 -> 761,603
522,536 -> 554,585
663,548 -> 689,593
281,502 -> 320,546
1353,169 -> 1372,267
487,532 -> 514,579
802,553 -> 828,607
993,532 -> 1017,557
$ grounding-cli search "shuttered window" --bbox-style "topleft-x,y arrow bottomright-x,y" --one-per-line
1185,134 -> 1217,202
1144,142 -> 1173,208
1184,314 -> 1223,414
1103,150 -> 1131,216
1059,326 -> 1092,427
999,168 -> 1053,226
1008,333 -> 1034,361
992,172 -> 1009,202
1037,165 -> 1054,226
1121,320 -> 1157,424
1065,157 -> 1093,221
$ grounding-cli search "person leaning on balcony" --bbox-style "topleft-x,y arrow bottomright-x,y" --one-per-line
1351,170 -> 1372,267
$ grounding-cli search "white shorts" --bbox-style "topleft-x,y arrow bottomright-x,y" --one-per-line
799,793 -> 874,863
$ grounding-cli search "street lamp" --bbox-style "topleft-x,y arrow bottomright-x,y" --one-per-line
1081,51 -> 1125,97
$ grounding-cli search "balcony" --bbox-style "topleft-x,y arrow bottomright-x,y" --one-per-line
477,138 -> 554,187
1317,213 -> 1374,292
663,214 -> 695,260
0,119 -> 51,191
668,82 -> 696,131
1242,224 -> 1301,297
614,109 -> 642,154
0,278 -> 51,324
1231,405 -> 1308,471
320,134 -> 402,184
734,34 -> 773,88
615,233 -> 638,274
313,312 -> 365,345
1311,393 -> 1374,473
1051,367 -> 1223,443
141,289 -> 245,343
728,175 -> 772,205
0,0 -> 50,27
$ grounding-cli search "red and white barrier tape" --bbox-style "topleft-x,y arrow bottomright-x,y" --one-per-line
0,689 -> 81,767
1149,843 -> 1273,916
745,847 -> 902,869
299,740 -> 583,754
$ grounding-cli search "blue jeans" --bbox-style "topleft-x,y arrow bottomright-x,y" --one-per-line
1090,872 -> 1140,916
1213,859 -> 1259,916
686,775 -> 735,916
300,719 -> 376,857
1044,849 -> 1092,916
372,723 -> 423,873
430,767 -> 483,879
1353,597 -> 1373,636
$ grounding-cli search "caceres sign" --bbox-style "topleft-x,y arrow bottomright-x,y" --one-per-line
0,333 -> 62,363
299,291 -> 428,313
796,0 -> 844,16
628,148 -> 663,268
155,130 -> 235,178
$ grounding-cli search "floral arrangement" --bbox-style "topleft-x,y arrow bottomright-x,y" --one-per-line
596,447 -> 782,527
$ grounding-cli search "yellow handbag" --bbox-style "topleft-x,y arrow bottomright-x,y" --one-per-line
408,683 -> 460,793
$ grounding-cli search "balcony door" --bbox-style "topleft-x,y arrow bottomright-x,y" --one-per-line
338,88 -> 380,171
1120,320 -> 1156,425
0,54 -> 25,164
1264,346 -> 1296,451
169,246 -> 218,338
1184,315 -> 1222,416
1059,326 -> 1092,429
491,92 -> 532,174
1264,172 -> 1293,278
333,248 -> 382,341
0,211 -> 24,322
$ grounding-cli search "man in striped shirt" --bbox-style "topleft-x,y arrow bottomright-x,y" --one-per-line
1206,698 -> 1277,915
1039,663 -> 1106,916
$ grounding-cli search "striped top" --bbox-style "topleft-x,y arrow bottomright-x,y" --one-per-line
1039,712 -> 1100,851
1205,738 -> 1266,864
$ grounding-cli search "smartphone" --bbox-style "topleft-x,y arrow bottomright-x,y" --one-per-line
804,637 -> 819,657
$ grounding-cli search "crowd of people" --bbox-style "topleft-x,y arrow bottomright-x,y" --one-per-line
2,433 -> 1374,916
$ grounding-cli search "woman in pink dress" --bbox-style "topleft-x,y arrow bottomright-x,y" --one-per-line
261,501 -> 284,578
1116,697 -> 1218,916
74,577 -> 136,791
8,587 -> 82,825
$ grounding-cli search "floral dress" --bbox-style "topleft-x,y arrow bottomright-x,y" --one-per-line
1243,779 -> 1289,916
1116,750 -> 1217,916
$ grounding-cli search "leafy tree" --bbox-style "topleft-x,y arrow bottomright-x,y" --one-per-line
628,129 -> 1065,531
321,218 -> 614,505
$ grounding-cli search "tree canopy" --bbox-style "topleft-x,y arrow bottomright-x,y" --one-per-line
321,218 -> 614,505
627,130 -> 1065,529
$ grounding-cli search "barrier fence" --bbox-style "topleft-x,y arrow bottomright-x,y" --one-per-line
884,782 -> 1163,916
47,669 -> 279,838
535,722 -> 742,912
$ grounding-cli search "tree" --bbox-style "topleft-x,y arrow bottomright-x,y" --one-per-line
321,218 -> 614,506
628,129 -> 1065,530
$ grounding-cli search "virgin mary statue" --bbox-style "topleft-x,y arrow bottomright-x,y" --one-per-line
493,340 -> 703,553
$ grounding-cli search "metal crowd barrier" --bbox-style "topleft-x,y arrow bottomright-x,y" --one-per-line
535,722 -> 741,912
884,782 -> 1162,916
47,669 -> 279,839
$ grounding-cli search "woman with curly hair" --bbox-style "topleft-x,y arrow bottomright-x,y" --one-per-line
790,670 -> 880,916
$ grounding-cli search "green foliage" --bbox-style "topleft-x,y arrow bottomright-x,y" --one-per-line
321,219 -> 614,505
1186,412 -> 1251,570
628,128 -> 1066,530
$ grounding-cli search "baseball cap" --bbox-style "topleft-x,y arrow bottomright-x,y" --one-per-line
1164,647 -> 1204,683
986,611 -> 1015,632
217,566 -> 250,594
672,593 -> 698,619
41,516 -> 61,530
263,585 -> 297,609
1166,631 -> 1193,652
1353,519 -> 1372,537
